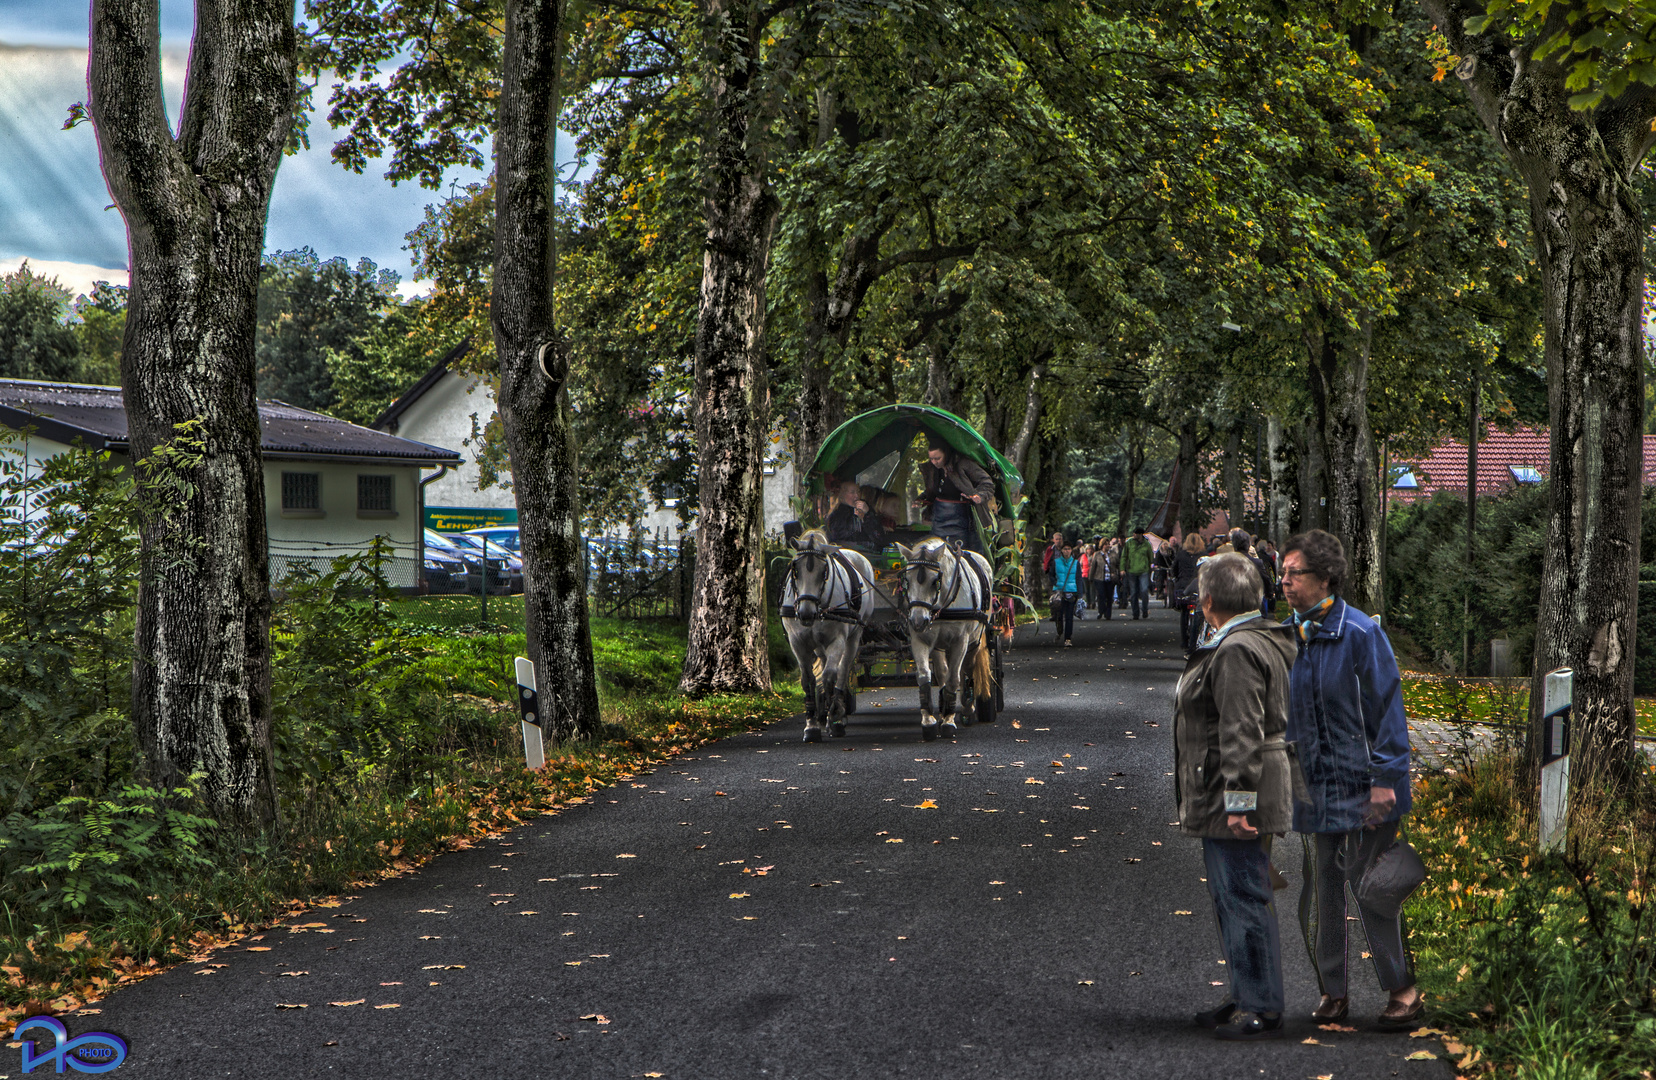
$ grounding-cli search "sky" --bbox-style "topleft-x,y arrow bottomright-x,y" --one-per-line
0,0 -> 505,299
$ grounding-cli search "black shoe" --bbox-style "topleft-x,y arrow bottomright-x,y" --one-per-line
1213,1011 -> 1284,1041
1194,1000 -> 1237,1029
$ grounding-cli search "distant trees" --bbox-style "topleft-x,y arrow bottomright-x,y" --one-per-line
0,264 -> 126,386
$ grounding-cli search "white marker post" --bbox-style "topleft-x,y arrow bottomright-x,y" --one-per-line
1539,667 -> 1572,854
515,656 -> 545,771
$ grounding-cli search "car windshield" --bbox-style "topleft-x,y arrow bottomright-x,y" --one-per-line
471,530 -> 519,551
446,534 -> 511,558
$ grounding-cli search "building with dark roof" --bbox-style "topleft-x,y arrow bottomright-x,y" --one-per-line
0,377 -> 462,589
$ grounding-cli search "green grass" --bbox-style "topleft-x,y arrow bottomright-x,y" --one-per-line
1401,673 -> 1656,737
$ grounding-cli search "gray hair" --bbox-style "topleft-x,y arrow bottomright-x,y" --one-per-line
1199,552 -> 1262,614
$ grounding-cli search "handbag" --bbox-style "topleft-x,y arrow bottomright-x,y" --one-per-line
1356,832 -> 1427,920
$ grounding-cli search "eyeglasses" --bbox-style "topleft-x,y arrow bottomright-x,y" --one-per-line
1282,568 -> 1321,579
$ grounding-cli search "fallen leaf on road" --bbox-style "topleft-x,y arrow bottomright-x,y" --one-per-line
645,1073 -> 664,1078
518,911 -> 539,916
1404,1051 -> 1437,1061
278,971 -> 309,977
1408,1028 -> 1447,1038
885,838 -> 903,843
1314,1074 -> 1334,1080
422,964 -> 466,970
246,947 -> 272,952
565,961 -> 582,967
1173,910 -> 1193,916
380,982 -> 402,986
714,791 -> 728,796
561,913 -> 579,916
729,893 -> 750,899
1071,805 -> 1090,810
579,1014 -> 610,1024
1123,858 -> 1142,864
616,854 -> 637,859
1011,721 -> 1022,729
374,1004 -> 400,1009
1024,778 -> 1044,785
1077,980 -> 1094,986
492,901 -> 509,906
1318,1023 -> 1356,1032
1302,1037 -> 1323,1045
329,999 -> 365,1007
275,1003 -> 307,1009
418,936 -> 441,940
913,800 -> 938,809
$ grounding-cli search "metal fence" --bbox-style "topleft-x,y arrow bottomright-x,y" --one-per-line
268,537 -> 420,591
588,537 -> 688,620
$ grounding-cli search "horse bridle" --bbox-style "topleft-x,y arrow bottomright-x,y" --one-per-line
903,546 -> 965,617
784,548 -> 865,624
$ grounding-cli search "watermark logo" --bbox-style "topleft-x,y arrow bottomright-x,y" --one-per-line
13,1015 -> 128,1074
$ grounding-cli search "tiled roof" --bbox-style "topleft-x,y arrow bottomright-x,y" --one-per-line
1391,424 -> 1656,500
0,378 -> 460,464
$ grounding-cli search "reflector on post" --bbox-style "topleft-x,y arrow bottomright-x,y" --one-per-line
515,656 -> 545,770
1539,667 -> 1571,854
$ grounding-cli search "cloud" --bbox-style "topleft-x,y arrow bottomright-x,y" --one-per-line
0,257 -> 127,298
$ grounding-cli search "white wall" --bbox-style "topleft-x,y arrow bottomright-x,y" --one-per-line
263,460 -> 429,587
386,370 -> 513,510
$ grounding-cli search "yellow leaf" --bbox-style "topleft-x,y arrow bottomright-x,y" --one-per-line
1025,778 -> 1044,786
729,892 -> 750,899
275,1003 -> 308,1009
1172,910 -> 1193,916
246,947 -> 272,952
374,1003 -> 400,1010
914,800 -> 938,809
1405,1050 -> 1437,1061
885,838 -> 903,844
1408,1028 -> 1447,1038
329,999 -> 366,1007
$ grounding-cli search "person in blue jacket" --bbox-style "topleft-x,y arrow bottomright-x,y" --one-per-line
1051,540 -> 1081,646
1280,529 -> 1421,1030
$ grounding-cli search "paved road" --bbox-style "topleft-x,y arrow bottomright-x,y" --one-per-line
66,605 -> 1451,1079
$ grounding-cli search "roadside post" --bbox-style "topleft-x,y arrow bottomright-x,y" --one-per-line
1539,667 -> 1572,854
515,656 -> 545,770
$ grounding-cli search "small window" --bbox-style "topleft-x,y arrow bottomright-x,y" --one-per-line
282,472 -> 320,510
1392,470 -> 1418,490
358,474 -> 395,513
1510,465 -> 1543,484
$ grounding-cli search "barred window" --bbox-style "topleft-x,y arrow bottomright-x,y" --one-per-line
281,472 -> 320,511
358,474 -> 394,513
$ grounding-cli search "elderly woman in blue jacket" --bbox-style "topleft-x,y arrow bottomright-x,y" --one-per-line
1280,529 -> 1420,1030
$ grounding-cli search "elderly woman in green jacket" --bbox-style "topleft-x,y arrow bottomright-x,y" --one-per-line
1174,552 -> 1297,1040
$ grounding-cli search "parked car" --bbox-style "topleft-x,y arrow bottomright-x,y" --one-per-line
465,525 -> 520,555
424,529 -> 507,595
443,532 -> 523,594
422,549 -> 470,594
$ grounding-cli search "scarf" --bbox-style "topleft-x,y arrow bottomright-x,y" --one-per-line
1293,595 -> 1336,642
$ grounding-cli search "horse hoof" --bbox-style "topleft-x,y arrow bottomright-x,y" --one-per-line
830,721 -> 846,737
921,725 -> 938,742
803,727 -> 824,743
940,720 -> 958,737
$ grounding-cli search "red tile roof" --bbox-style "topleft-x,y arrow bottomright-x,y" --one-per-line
1391,425 -> 1656,500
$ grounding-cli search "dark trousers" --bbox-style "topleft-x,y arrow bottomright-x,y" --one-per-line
1127,572 -> 1150,618
1298,822 -> 1416,998
1055,594 -> 1076,641
1097,580 -> 1114,619
1203,836 -> 1285,1015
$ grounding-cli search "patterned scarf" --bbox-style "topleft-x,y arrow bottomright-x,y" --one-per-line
1293,595 -> 1336,642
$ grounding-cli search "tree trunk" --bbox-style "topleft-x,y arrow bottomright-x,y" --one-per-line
1176,417 -> 1205,533
1294,418 -> 1326,532
1266,416 -> 1292,548
922,345 -> 964,416
492,0 -> 601,741
88,0 -> 295,824
1424,0 -> 1651,787
1008,361 -> 1047,475
1117,421 -> 1146,538
1223,426 -> 1244,536
1304,312 -> 1382,614
680,0 -> 785,695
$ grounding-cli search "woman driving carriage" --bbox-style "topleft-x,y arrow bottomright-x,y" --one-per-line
913,436 -> 996,557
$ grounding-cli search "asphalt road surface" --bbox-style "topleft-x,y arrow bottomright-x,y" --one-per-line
66,604 -> 1452,1080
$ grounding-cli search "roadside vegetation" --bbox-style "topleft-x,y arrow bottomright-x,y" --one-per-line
0,443 -> 800,1017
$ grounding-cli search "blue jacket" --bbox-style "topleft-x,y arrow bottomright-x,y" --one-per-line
1285,597 -> 1412,834
1052,555 -> 1081,594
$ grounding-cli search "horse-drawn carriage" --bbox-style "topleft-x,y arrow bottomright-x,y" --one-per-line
782,405 -> 1025,742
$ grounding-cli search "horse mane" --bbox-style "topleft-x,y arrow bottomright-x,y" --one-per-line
798,528 -> 831,551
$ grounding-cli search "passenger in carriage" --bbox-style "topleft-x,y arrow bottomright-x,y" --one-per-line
827,480 -> 888,549
914,436 -> 995,557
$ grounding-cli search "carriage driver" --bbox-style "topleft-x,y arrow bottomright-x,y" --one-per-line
913,436 -> 996,557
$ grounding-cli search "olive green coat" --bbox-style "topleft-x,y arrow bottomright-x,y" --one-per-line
1173,618 -> 1297,839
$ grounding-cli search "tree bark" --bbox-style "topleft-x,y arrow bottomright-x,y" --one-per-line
1176,416 -> 1206,533
492,0 -> 601,741
1424,0 -> 1652,787
680,0 -> 793,695
1116,421 -> 1146,539
1303,311 -> 1382,614
89,0 -> 295,824
1266,416 -> 1292,548
1223,426 -> 1244,536
1008,361 -> 1047,476
1294,418 -> 1326,532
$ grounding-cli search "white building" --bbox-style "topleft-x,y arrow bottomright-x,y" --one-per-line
0,377 -> 462,589
372,347 -> 797,540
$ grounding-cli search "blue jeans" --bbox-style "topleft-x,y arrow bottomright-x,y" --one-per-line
1127,572 -> 1150,618
1203,836 -> 1285,1015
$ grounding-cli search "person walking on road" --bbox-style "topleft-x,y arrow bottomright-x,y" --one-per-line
1090,537 -> 1116,620
1051,540 -> 1081,646
1281,529 -> 1423,1030
1122,527 -> 1153,620
1175,553 -> 1298,1040
1173,531 -> 1205,653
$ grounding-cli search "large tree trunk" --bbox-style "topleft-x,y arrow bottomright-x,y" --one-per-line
680,0 -> 784,695
1294,418 -> 1327,532
1223,426 -> 1244,536
1425,0 -> 1651,787
492,0 -> 601,741
1304,312 -> 1382,614
1176,416 -> 1205,533
1266,416 -> 1293,548
1116,421 -> 1146,539
88,0 -> 294,824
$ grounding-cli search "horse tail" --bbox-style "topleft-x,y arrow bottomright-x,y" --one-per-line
972,635 -> 993,696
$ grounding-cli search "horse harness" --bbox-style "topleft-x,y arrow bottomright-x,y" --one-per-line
904,545 -> 992,625
780,548 -> 866,625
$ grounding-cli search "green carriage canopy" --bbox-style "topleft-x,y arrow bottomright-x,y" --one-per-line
807,404 -> 1025,514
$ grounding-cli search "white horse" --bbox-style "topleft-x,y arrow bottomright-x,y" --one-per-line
781,530 -> 876,743
895,537 -> 994,741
